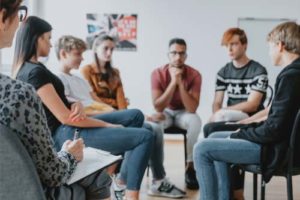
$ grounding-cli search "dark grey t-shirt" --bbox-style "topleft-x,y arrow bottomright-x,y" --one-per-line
216,60 -> 268,112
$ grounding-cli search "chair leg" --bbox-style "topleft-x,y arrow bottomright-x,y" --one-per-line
261,176 -> 265,200
146,165 -> 149,177
253,173 -> 257,200
287,174 -> 293,200
184,133 -> 187,166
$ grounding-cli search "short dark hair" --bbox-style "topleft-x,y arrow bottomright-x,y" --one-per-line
13,16 -> 52,77
0,0 -> 22,22
169,38 -> 187,48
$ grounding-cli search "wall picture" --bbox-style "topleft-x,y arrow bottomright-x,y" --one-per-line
86,13 -> 137,51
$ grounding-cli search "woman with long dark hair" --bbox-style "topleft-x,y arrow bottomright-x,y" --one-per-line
13,16 -> 153,200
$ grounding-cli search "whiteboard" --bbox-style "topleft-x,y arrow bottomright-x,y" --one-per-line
238,18 -> 295,88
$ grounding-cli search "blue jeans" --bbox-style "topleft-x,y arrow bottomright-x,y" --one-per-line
193,131 -> 261,200
53,109 -> 153,190
143,121 -> 166,180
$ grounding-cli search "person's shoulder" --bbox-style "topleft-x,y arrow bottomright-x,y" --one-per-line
113,67 -> 120,74
248,60 -> 268,74
81,63 -> 95,74
185,65 -> 202,77
217,62 -> 231,75
280,58 -> 300,77
152,64 -> 167,75
18,62 -> 42,75
0,75 -> 38,103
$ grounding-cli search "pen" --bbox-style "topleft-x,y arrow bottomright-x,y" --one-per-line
73,128 -> 80,140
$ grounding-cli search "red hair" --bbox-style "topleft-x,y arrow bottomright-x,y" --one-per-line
221,28 -> 248,46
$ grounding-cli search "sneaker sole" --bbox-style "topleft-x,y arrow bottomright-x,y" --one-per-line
147,191 -> 185,199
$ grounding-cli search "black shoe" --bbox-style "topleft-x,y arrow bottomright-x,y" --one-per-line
185,168 -> 199,190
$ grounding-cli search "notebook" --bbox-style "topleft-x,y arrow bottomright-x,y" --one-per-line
67,147 -> 122,185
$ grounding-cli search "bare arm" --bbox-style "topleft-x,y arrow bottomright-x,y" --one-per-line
37,83 -> 117,128
212,91 -> 225,113
225,90 -> 264,113
178,80 -> 200,113
152,81 -> 177,112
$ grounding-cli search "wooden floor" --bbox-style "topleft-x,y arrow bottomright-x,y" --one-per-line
139,139 -> 300,200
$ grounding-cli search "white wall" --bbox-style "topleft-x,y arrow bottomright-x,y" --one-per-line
41,0 -> 300,124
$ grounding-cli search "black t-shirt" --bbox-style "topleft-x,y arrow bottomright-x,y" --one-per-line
16,61 -> 71,133
215,60 -> 268,113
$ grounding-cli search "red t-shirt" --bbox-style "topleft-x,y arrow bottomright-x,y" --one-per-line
151,64 -> 202,110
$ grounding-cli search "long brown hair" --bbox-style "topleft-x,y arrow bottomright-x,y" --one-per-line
92,34 -> 118,82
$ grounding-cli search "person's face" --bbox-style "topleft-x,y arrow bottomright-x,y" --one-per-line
224,35 -> 247,61
0,8 -> 20,48
96,40 -> 115,62
63,49 -> 84,70
168,43 -> 187,68
37,31 -> 52,57
268,41 -> 281,67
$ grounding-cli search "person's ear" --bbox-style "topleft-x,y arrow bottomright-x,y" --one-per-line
278,41 -> 285,52
60,49 -> 67,59
0,8 -> 7,31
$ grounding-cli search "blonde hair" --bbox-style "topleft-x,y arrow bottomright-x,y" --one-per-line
267,22 -> 300,55
55,35 -> 87,59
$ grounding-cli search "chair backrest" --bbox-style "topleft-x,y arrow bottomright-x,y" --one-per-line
289,108 -> 300,168
263,85 -> 274,108
0,124 -> 46,200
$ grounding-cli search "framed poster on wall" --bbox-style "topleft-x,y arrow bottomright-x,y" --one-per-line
86,13 -> 137,51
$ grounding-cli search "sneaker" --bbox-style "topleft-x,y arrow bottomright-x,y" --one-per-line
148,178 -> 186,198
185,168 -> 199,190
111,175 -> 126,200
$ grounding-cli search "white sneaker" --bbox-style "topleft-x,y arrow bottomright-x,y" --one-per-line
111,175 -> 126,200
148,178 -> 186,198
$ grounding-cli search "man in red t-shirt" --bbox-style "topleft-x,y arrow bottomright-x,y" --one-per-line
148,38 -> 202,190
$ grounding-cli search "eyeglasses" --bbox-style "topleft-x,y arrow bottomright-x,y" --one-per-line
18,5 -> 28,22
169,51 -> 187,57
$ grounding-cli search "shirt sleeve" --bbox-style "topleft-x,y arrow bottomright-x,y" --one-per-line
190,72 -> 202,95
27,66 -> 52,91
81,65 -> 97,93
151,69 -> 162,91
215,68 -> 227,91
250,74 -> 268,93
57,73 -> 71,97
115,71 -> 128,109
10,84 -> 77,187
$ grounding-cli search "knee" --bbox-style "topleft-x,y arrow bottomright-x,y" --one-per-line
203,123 -> 214,138
142,129 -> 155,143
187,114 -> 202,129
193,139 -> 212,160
128,109 -> 145,126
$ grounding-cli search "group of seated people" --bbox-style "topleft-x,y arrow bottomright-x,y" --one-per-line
1,1 -> 300,200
